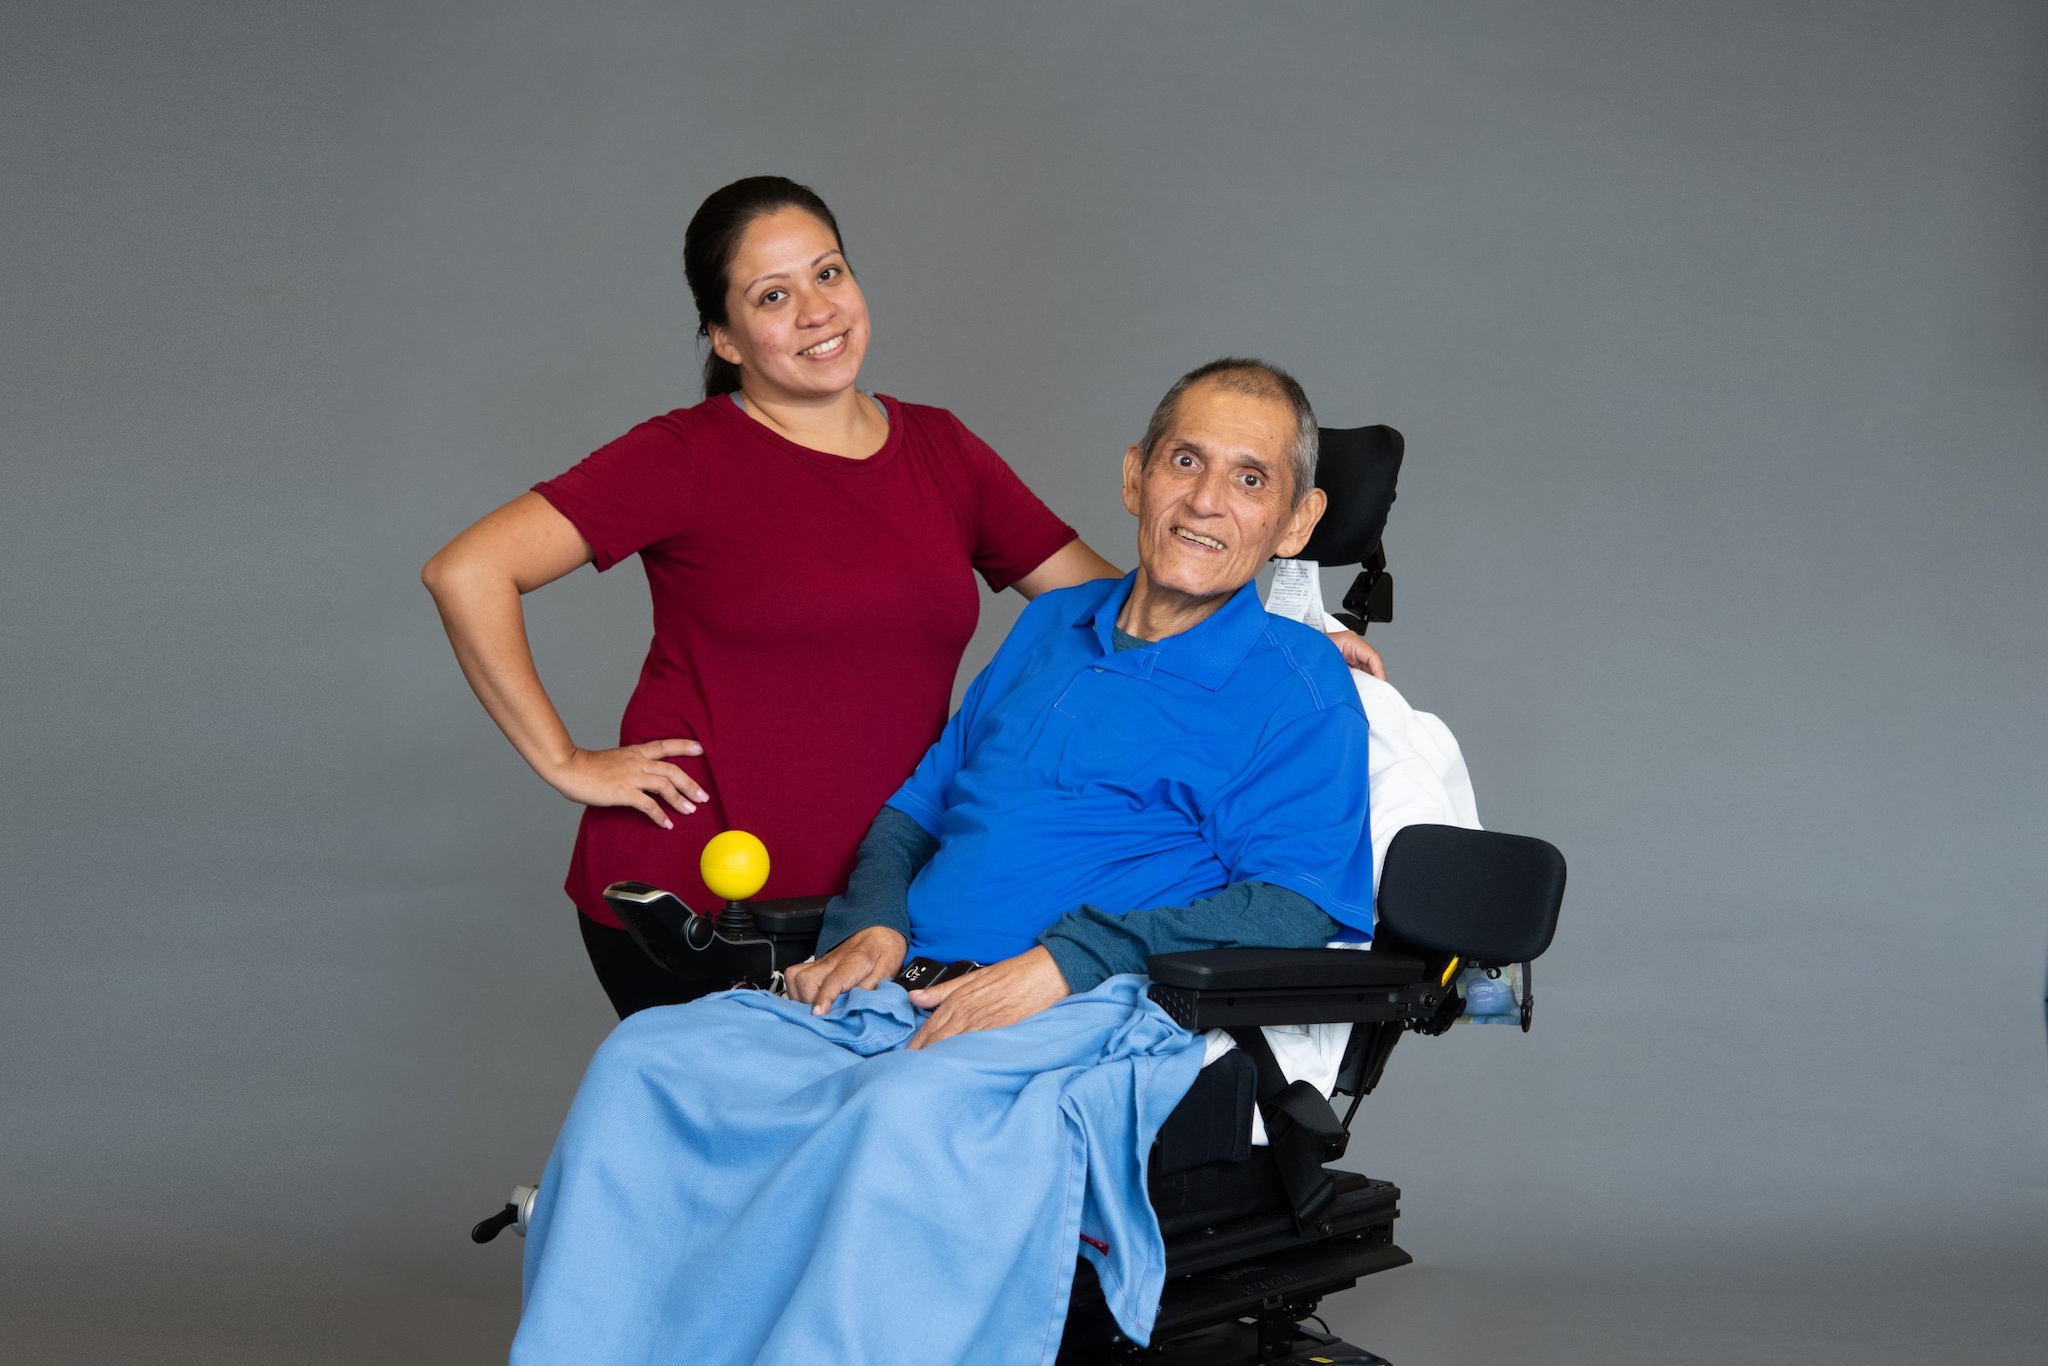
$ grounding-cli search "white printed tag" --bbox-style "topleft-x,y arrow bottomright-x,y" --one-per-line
1263,558 -> 1326,627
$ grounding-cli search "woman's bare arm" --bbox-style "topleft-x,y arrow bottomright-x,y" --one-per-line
1009,538 -> 1123,598
421,492 -> 708,827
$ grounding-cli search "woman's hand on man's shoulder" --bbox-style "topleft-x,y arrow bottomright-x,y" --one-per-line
1324,629 -> 1386,680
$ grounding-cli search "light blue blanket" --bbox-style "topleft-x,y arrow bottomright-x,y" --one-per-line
513,976 -> 1205,1365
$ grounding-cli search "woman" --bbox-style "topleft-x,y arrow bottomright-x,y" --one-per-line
422,176 -> 1382,1019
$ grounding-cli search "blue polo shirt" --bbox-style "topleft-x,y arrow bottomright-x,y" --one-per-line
886,572 -> 1374,964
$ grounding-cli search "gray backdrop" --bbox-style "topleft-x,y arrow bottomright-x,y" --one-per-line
5,3 -> 2044,1362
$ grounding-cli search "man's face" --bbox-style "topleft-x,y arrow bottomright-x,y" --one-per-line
1121,379 -> 1328,604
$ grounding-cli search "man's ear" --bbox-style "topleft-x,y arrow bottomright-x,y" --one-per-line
1120,445 -> 1145,517
1273,486 -> 1327,559
707,322 -> 743,368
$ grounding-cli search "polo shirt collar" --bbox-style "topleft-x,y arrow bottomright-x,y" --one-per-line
1083,572 -> 1272,690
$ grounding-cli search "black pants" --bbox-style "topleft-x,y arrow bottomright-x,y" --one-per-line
578,913 -> 708,1020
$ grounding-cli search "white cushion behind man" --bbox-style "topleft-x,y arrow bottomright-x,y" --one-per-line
1333,608 -> 1483,876
1202,587 -> 1484,1143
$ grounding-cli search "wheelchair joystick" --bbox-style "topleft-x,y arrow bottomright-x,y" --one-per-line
701,829 -> 771,941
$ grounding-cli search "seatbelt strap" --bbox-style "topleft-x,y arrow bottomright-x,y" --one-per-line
1227,1027 -> 1344,1234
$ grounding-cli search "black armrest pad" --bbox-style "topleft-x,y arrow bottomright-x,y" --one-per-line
754,896 -> 828,938
1147,947 -> 1426,991
1146,946 -> 1439,1030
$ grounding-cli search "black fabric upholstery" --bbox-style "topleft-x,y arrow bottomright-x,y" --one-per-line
1149,1148 -> 1290,1238
1295,424 -> 1404,567
1153,1048 -> 1256,1174
1374,824 -> 1567,964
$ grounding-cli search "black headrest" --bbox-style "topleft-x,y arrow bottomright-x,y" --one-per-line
1374,825 -> 1566,964
1296,424 -> 1403,567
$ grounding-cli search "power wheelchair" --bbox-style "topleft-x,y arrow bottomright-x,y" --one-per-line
473,426 -> 1568,1365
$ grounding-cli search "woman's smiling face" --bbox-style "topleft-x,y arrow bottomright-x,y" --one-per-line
706,206 -> 870,403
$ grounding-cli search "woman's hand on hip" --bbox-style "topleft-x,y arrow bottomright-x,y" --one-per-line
544,739 -> 709,828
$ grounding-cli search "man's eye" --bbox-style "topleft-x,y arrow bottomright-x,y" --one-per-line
1174,453 -> 1196,468
1241,473 -> 1262,488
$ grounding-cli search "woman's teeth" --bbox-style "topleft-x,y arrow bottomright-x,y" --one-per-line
799,334 -> 847,358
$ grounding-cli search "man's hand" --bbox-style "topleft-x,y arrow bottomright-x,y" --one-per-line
783,926 -> 908,1016
906,946 -> 1071,1049
1325,629 -> 1386,680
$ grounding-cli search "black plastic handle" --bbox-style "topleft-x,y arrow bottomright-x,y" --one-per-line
471,1203 -> 518,1244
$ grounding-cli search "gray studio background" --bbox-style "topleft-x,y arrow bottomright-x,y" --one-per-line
5,3 -> 2044,1362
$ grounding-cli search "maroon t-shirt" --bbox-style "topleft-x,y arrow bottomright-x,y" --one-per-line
534,395 -> 1077,927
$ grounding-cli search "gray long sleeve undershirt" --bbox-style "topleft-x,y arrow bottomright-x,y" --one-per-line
814,806 -> 1342,993
816,805 -> 936,955
1037,881 -> 1339,993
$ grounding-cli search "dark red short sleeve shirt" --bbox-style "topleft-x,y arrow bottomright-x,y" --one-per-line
533,395 -> 1077,926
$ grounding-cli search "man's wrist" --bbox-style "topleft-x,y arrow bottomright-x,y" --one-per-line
1030,944 -> 1073,994
817,898 -> 911,955
1038,935 -> 1109,995
855,925 -> 908,954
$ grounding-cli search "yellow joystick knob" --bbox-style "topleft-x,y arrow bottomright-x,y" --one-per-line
701,829 -> 770,902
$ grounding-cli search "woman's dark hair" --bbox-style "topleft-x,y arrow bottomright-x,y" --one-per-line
683,176 -> 845,398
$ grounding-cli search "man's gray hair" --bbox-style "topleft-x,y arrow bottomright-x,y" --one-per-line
1137,358 -> 1319,505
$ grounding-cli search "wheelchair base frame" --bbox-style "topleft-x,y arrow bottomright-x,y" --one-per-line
1059,1172 -> 1408,1364
1078,1321 -> 1393,1366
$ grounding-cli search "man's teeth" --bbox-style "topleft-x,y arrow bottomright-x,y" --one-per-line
1174,529 -> 1225,550
799,334 -> 846,357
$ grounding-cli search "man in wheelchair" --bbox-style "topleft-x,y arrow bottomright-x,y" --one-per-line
781,357 -> 1371,1047
510,360 -> 1563,1366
